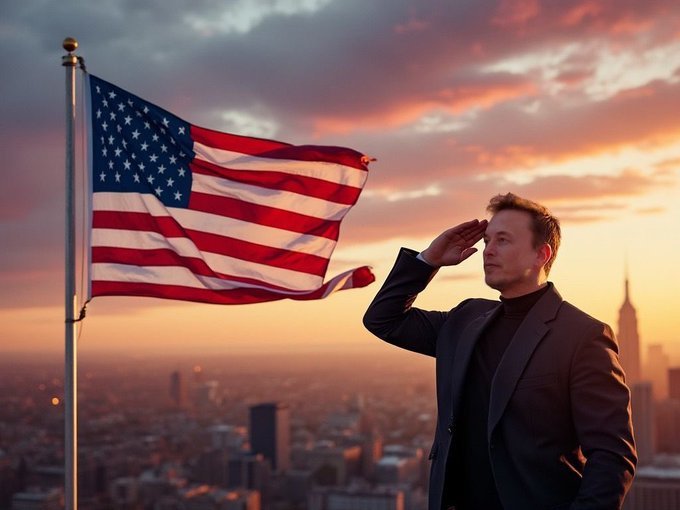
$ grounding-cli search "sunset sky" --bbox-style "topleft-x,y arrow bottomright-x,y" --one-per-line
1,0 -> 679,364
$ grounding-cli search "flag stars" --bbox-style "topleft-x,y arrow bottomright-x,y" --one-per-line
99,171 -> 106,182
133,173 -> 140,183
162,117 -> 170,127
101,121 -> 108,131
101,147 -> 108,157
118,102 -> 125,112
178,168 -> 186,177
109,111 -> 116,121
131,130 -> 140,140
149,154 -> 158,163
178,126 -> 185,135
108,135 -> 115,145
96,109 -> 102,119
140,142 -> 149,151
95,85 -> 101,94
166,177 -> 174,187
174,191 -> 182,201
115,148 -> 122,157
108,160 -> 114,170
144,121 -> 151,130
161,144 -> 168,153
102,99 -> 108,108
147,175 -> 155,184
108,90 -> 116,99
157,164 -> 166,174
169,155 -> 177,165
128,99 -> 134,107
123,160 -> 131,170
124,115 -> 132,125
143,106 -> 149,114
152,134 -> 159,142
155,186 -> 163,196
138,162 -> 146,171
114,172 -> 121,183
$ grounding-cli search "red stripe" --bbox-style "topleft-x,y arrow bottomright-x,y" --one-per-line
188,192 -> 341,241
191,125 -> 369,171
91,247 -> 309,291
92,211 -> 329,276
91,265 -> 375,304
190,159 -> 363,205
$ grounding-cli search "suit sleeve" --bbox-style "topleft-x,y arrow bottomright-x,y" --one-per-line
569,322 -> 637,509
362,248 -> 448,357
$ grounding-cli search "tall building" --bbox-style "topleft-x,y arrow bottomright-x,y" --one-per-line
669,367 -> 680,401
617,275 -> 641,384
645,345 -> 670,400
249,403 -> 290,473
631,382 -> 655,466
169,370 -> 183,408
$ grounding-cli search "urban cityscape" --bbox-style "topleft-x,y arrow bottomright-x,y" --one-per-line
1,277 -> 679,510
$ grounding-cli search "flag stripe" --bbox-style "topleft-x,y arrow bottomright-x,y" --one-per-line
92,248 -> 320,290
189,192 -> 340,240
91,266 -> 375,304
92,212 -> 329,276
91,230 -> 324,290
192,126 -> 369,172
92,203 -> 336,258
191,158 -> 363,205
191,172 -> 352,221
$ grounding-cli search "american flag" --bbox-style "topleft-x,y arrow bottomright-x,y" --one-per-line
87,74 -> 374,304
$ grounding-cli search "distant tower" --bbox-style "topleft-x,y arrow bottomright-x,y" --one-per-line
170,370 -> 183,407
617,274 -> 641,384
249,403 -> 290,473
631,382 -> 655,465
669,367 -> 680,401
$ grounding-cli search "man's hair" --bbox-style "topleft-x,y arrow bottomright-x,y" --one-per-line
486,192 -> 561,275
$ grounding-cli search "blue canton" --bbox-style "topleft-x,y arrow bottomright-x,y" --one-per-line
89,75 -> 194,208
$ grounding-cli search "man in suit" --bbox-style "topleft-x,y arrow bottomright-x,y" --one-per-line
363,193 -> 636,510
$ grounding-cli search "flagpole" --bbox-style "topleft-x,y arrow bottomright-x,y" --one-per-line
62,36 -> 79,510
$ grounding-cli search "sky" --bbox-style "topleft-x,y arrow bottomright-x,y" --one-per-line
1,0 -> 679,363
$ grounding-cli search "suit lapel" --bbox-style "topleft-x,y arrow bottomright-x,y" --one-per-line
451,305 -> 501,414
487,286 -> 563,436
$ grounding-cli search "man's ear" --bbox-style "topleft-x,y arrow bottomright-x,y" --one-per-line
537,243 -> 552,269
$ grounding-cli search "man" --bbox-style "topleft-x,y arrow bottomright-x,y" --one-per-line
363,193 -> 636,510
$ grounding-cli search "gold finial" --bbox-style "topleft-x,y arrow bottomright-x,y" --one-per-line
63,37 -> 78,53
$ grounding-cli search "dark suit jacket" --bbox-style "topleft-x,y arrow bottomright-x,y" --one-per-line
363,249 -> 636,510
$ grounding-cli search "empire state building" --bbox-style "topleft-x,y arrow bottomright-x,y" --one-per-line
617,276 -> 641,384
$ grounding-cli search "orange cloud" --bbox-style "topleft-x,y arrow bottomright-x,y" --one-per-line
492,0 -> 541,27
313,80 -> 537,135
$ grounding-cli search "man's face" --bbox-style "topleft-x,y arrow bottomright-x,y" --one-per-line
483,209 -> 544,298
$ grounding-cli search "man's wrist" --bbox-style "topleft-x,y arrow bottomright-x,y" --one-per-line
416,252 -> 437,267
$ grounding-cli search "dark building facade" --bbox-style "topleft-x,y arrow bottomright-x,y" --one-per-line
249,403 -> 290,473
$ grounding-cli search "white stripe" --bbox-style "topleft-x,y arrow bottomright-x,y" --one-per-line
92,228 -> 324,291
193,141 -> 368,189
92,193 -> 337,257
91,262 -> 325,294
192,173 -> 352,221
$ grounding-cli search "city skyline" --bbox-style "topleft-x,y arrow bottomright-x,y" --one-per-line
1,1 -> 679,361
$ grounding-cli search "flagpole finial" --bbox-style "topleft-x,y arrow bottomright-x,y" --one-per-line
63,37 -> 78,53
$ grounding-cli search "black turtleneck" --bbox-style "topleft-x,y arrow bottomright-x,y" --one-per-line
447,283 -> 552,510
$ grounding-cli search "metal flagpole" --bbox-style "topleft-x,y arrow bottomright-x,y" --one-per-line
62,37 -> 79,510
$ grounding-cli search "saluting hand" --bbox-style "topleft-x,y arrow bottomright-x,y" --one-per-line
420,219 -> 488,268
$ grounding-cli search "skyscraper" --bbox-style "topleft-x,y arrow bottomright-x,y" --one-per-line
631,382 -> 655,466
617,275 -> 641,384
669,367 -> 680,401
249,403 -> 290,473
169,370 -> 183,408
